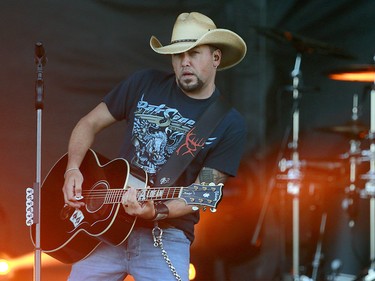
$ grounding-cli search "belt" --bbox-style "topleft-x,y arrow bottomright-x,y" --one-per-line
135,220 -> 175,229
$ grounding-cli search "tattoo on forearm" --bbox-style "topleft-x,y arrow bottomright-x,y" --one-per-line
199,167 -> 228,184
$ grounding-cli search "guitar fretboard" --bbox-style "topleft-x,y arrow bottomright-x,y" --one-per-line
103,187 -> 183,204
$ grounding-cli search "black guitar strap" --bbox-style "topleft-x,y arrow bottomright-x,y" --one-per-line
155,96 -> 230,187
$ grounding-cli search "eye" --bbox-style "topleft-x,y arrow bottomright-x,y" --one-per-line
188,49 -> 200,55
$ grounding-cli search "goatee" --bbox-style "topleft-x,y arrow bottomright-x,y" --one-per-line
177,76 -> 204,93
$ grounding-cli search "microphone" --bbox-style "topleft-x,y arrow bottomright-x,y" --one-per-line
35,41 -> 47,66
35,42 -> 45,58
34,41 -> 47,109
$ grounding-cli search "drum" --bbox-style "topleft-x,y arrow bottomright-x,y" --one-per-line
321,184 -> 370,280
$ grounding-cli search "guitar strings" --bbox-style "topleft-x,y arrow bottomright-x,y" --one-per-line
79,187 -> 183,203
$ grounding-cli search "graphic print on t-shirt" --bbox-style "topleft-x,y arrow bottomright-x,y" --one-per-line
131,95 -> 198,175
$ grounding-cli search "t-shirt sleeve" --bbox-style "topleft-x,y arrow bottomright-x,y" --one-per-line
204,110 -> 247,177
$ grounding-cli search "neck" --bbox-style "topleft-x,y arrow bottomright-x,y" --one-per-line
182,83 -> 216,100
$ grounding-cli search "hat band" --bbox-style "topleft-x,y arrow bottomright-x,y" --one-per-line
170,39 -> 197,44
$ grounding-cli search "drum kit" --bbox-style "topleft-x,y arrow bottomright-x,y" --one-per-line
256,27 -> 375,281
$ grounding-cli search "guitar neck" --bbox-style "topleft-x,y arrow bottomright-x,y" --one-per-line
105,187 -> 184,204
136,186 -> 184,202
99,182 -> 221,209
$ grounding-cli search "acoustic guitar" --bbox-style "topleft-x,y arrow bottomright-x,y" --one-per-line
30,149 -> 223,264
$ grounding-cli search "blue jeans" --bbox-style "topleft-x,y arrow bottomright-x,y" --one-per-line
68,227 -> 190,281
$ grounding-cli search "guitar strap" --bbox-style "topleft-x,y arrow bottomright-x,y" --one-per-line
155,96 -> 230,187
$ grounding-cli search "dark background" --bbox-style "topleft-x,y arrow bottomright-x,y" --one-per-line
1,1 -> 375,280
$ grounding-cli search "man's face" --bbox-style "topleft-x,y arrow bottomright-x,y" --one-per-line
172,45 -> 221,97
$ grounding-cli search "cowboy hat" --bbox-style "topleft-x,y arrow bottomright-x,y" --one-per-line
150,12 -> 247,70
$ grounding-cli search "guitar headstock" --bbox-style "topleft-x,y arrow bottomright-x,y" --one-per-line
181,182 -> 223,211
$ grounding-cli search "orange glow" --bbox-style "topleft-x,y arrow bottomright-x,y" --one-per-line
0,252 -> 64,276
0,259 -> 10,275
122,263 -> 196,280
329,72 -> 375,82
189,263 -> 196,280
327,64 -> 375,82
0,252 -> 196,280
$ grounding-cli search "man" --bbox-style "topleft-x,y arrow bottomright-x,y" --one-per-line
63,11 -> 247,281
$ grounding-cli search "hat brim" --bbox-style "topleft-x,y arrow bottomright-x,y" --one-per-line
150,29 -> 247,70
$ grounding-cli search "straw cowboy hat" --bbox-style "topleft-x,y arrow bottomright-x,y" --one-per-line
150,12 -> 247,70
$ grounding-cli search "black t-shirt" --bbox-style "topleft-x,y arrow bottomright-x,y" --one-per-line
103,69 -> 247,242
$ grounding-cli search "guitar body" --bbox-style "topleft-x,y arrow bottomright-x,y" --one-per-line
30,149 -> 145,264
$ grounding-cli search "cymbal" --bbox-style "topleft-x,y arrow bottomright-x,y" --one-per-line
255,26 -> 356,59
316,121 -> 368,138
327,64 -> 375,82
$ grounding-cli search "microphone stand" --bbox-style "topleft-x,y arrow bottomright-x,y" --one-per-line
30,41 -> 47,281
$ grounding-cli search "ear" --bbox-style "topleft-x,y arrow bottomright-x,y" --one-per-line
213,49 -> 222,68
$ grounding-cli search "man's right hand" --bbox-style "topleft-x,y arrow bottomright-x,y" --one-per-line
62,169 -> 85,208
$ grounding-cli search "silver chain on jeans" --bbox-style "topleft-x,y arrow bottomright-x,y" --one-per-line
152,225 -> 182,281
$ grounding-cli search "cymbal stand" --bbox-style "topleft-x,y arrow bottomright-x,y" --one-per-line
344,94 -> 362,228
278,53 -> 307,281
346,140 -> 361,227
360,56 -> 375,281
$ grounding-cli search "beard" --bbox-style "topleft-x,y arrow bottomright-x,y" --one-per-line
176,74 -> 204,93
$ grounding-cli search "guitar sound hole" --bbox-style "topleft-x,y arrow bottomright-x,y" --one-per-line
86,181 -> 108,214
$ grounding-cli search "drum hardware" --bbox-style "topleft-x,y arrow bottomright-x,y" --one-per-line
315,122 -> 368,139
316,93 -> 369,140
275,52 -> 315,281
311,213 -> 327,281
326,259 -> 343,281
281,53 -> 307,281
340,140 -> 365,160
279,158 -> 343,172
315,66 -> 375,280
258,51 -> 310,280
253,27 -> 355,281
254,26 -> 356,59
322,91 -> 373,230
316,94 -> 369,231
344,137 -> 363,228
357,56 -> 375,281
343,184 -> 359,229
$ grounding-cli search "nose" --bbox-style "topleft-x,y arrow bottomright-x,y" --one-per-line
180,53 -> 191,67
